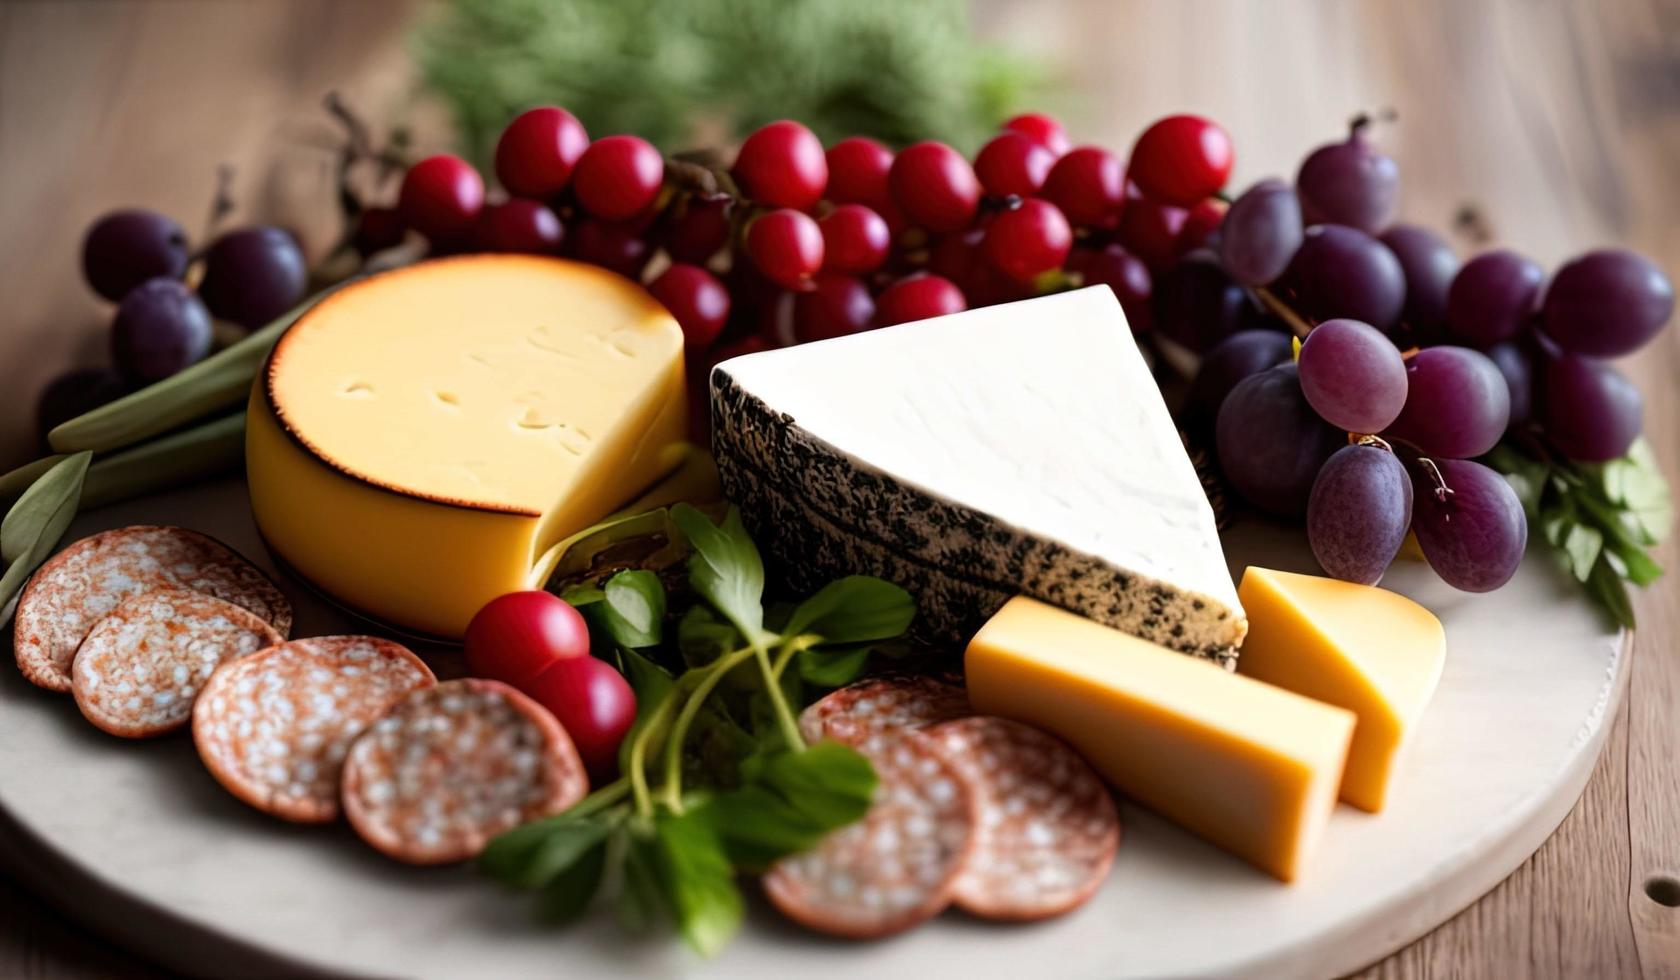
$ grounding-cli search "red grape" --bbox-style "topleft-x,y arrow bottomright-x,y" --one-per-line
1385,346 -> 1510,458
974,132 -> 1054,199
1412,459 -> 1527,592
649,262 -> 731,350
876,274 -> 966,326
1281,224 -> 1406,330
1152,251 -> 1254,352
1001,112 -> 1071,157
819,204 -> 890,274
983,198 -> 1071,282
1178,198 -> 1227,255
1184,329 -> 1293,438
81,209 -> 189,302
1216,362 -> 1344,518
399,154 -> 485,241
1041,147 -> 1125,228
888,142 -> 981,234
522,655 -> 636,780
1445,250 -> 1543,348
110,278 -> 213,383
825,137 -> 894,208
351,207 -> 407,257
1540,354 -> 1642,462
1296,120 -> 1400,234
794,272 -> 875,342
474,198 -> 564,254
1116,197 -> 1189,271
464,591 -> 589,688
494,106 -> 589,198
1129,115 -> 1235,207
746,208 -> 824,289
1218,178 -> 1303,286
1380,223 -> 1459,343
1069,243 -> 1153,332
573,135 -> 664,221
1541,248 -> 1675,357
36,368 -> 128,447
198,226 -> 308,329
1297,318 -> 1408,433
1485,339 -> 1534,427
662,194 -> 733,264
567,217 -> 651,279
734,119 -> 827,210
1308,444 -> 1413,585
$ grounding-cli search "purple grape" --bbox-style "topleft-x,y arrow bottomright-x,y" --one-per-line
198,226 -> 308,328
1484,339 -> 1533,428
1280,224 -> 1406,330
1184,329 -> 1294,438
1385,346 -> 1510,458
1218,178 -> 1303,286
1379,223 -> 1458,343
81,209 -> 190,302
1295,120 -> 1400,234
1540,354 -> 1642,462
35,368 -> 128,446
1412,458 -> 1527,592
1541,248 -> 1675,357
1444,250 -> 1544,348
1152,250 -> 1258,353
1215,363 -> 1345,519
1307,443 -> 1413,584
1297,318 -> 1408,433
110,278 -> 213,384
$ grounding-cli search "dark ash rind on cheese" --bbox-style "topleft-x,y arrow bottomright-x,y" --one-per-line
708,287 -> 1246,668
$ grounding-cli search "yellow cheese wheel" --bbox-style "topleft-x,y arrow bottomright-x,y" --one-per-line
247,255 -> 688,638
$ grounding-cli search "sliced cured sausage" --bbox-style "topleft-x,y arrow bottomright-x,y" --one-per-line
763,733 -> 977,939
925,716 -> 1120,921
14,525 -> 291,692
71,587 -> 282,738
341,678 -> 588,865
192,636 -> 433,823
796,675 -> 971,756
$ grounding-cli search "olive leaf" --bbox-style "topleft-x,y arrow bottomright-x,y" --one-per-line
0,452 -> 92,625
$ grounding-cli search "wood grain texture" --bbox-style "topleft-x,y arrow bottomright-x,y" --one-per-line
0,0 -> 1676,977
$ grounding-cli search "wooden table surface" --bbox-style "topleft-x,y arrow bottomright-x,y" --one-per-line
0,1 -> 1676,976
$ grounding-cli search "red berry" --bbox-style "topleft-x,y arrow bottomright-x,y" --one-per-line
984,198 -> 1072,282
494,106 -> 589,198
819,204 -> 891,274
733,120 -> 827,210
351,207 -> 406,257
1177,198 -> 1226,255
663,194 -> 733,264
398,155 -> 485,241
1129,114 -> 1235,207
1040,147 -> 1125,228
1070,243 -> 1153,332
649,263 -> 731,350
523,655 -> 636,780
795,272 -> 876,342
572,135 -> 664,221
1115,197 -> 1188,271
929,227 -> 987,285
746,209 -> 824,289
474,198 -> 565,254
464,591 -> 588,689
889,142 -> 981,234
567,217 -> 650,279
1002,112 -> 1071,157
825,137 -> 894,208
876,273 -> 966,326
974,132 -> 1056,199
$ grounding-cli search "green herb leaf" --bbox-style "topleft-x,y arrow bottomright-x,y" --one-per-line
533,833 -> 609,924
1560,523 -> 1603,581
1586,555 -> 1636,630
671,504 -> 766,645
1600,437 -> 1673,544
797,644 -> 873,687
782,575 -> 915,645
615,825 -> 666,935
618,648 -> 677,772
676,604 -> 739,669
602,570 -> 667,648
652,807 -> 742,957
708,742 -> 876,872
479,815 -> 611,891
0,452 -> 91,625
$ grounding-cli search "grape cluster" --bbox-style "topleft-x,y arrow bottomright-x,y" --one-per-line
1186,116 -> 1673,593
40,211 -> 307,445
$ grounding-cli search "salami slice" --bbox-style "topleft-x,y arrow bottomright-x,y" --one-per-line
14,525 -> 291,693
71,588 -> 282,739
341,678 -> 588,866
763,733 -> 977,939
797,675 -> 971,756
925,716 -> 1119,921
192,636 -> 434,823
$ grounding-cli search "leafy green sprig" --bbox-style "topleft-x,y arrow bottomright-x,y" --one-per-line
480,504 -> 913,955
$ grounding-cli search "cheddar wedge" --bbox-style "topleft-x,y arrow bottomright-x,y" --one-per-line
1236,567 -> 1446,813
247,255 -> 687,638
965,597 -> 1354,882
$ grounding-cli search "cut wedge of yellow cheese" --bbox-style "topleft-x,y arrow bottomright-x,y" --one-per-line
247,255 -> 688,638
1236,567 -> 1446,813
965,596 -> 1355,883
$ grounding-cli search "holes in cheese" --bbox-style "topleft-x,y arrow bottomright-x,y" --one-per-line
1235,567 -> 1446,813
964,596 -> 1354,883
247,255 -> 688,639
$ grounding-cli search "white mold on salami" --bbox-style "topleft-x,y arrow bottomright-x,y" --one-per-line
191,635 -> 434,823
71,587 -> 282,739
341,678 -> 587,866
925,716 -> 1119,921
797,675 -> 972,758
14,525 -> 292,692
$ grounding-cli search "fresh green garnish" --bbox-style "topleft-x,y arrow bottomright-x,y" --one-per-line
480,504 -> 913,955
0,452 -> 91,624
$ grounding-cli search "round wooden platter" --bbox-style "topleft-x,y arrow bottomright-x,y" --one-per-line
0,477 -> 1627,979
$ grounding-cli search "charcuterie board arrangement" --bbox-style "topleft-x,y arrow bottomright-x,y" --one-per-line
0,102 -> 1671,977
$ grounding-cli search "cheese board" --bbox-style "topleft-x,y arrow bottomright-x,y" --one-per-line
0,475 -> 1625,979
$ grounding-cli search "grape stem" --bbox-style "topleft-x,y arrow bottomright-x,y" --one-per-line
1354,433 -> 1395,453
1417,456 -> 1455,502
1254,286 -> 1315,339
